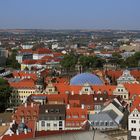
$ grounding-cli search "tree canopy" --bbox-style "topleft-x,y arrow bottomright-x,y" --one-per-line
125,52 -> 140,68
6,49 -> 20,69
60,53 -> 78,72
0,78 -> 12,112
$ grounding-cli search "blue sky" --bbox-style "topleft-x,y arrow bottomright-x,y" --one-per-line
0,0 -> 140,29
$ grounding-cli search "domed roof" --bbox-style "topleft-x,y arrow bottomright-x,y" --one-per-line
70,73 -> 103,85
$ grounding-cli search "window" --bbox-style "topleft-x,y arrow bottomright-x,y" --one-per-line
66,115 -> 70,118
100,97 -> 103,101
94,97 -> 97,101
47,123 -> 50,127
105,122 -> 108,126
95,121 -> 99,126
54,123 -> 57,127
49,89 -> 52,92
85,88 -> 88,92
124,95 -> 126,99
56,109 -> 60,113
50,109 -> 54,113
100,121 -> 104,126
110,121 -> 113,126
41,121 -> 45,127
131,128 -> 136,131
131,120 -> 136,123
59,121 -> 62,126
72,115 -> 78,118
121,89 -> 123,92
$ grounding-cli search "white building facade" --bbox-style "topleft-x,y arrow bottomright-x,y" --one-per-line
128,108 -> 140,140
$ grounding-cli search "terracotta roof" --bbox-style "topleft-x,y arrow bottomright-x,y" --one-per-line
66,107 -> 88,122
68,94 -> 94,106
52,52 -> 63,57
53,83 -> 116,95
124,83 -> 140,98
19,49 -> 33,54
30,94 -> 68,104
9,78 -> 36,89
130,96 -> 140,112
22,60 -> 37,65
34,48 -> 52,54
13,71 -> 37,81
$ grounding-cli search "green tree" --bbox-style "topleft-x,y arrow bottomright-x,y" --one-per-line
60,54 -> 78,73
79,55 -> 105,71
6,49 -> 20,69
125,52 -> 140,68
0,78 -> 12,112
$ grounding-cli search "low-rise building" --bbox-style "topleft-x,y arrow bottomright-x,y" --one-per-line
117,70 -> 139,84
37,104 -> 66,131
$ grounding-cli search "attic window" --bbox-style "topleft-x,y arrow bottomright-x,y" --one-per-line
94,97 -> 97,101
55,109 -> 60,113
85,88 -> 88,92
100,97 -> 103,101
49,89 -> 52,92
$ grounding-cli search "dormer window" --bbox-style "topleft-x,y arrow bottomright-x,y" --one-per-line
94,97 -> 97,101
100,97 -> 103,101
49,89 -> 52,92
85,88 -> 88,92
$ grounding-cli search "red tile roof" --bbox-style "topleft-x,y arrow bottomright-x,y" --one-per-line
19,49 -> 33,54
9,78 -> 36,89
53,83 -> 116,95
130,96 -> 140,112
13,71 -> 37,81
124,83 -> 140,98
22,60 -> 37,65
34,48 -> 52,54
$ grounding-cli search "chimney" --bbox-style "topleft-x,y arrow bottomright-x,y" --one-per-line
24,103 -> 27,108
79,91 -> 82,95
12,120 -> 16,124
21,117 -> 25,123
16,129 -> 19,135
24,129 -> 27,134
81,104 -> 84,109
31,102 -> 34,107
67,104 -> 70,109
71,91 -> 74,95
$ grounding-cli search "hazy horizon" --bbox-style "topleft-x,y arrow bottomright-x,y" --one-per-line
0,0 -> 140,30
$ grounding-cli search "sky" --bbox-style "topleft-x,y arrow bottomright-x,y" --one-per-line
0,0 -> 140,30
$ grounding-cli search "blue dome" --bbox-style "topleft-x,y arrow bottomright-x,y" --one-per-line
70,73 -> 103,85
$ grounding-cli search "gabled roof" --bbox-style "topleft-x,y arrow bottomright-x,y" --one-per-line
22,60 -> 37,65
13,71 -> 37,81
124,83 -> 140,98
89,110 -> 119,125
130,96 -> 140,112
68,94 -> 94,105
19,49 -> 33,54
9,78 -> 36,89
34,48 -> 52,54
53,83 -> 116,95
